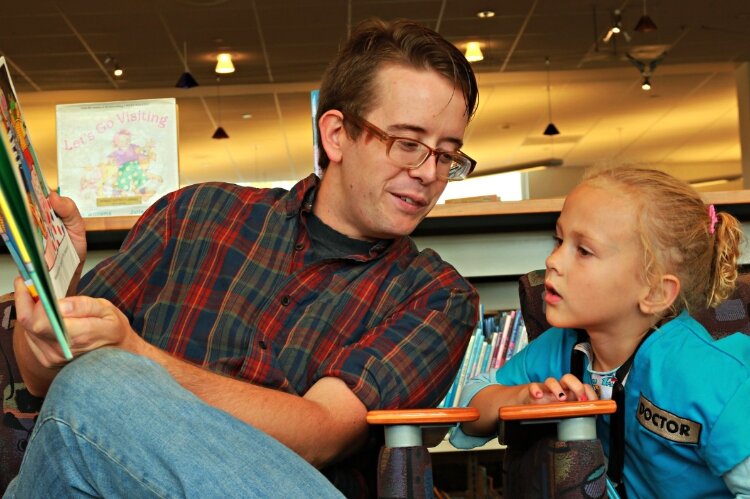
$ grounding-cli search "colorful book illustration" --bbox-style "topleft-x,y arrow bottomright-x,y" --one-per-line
56,98 -> 179,218
0,57 -> 79,359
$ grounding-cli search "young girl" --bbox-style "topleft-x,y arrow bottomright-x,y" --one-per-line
450,166 -> 750,498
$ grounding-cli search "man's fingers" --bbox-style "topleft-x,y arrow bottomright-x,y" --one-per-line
14,278 -> 53,334
48,191 -> 81,221
58,296 -> 111,319
13,277 -> 34,317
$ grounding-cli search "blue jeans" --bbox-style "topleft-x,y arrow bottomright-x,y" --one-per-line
4,349 -> 344,498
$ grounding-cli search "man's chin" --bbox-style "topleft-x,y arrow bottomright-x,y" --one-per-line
381,214 -> 423,238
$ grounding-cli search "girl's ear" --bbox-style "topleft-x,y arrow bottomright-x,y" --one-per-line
639,274 -> 680,315
318,110 -> 346,164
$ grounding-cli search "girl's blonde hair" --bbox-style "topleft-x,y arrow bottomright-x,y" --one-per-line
582,166 -> 744,313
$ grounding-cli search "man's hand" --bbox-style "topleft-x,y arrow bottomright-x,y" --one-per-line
48,192 -> 87,294
14,277 -> 140,369
526,374 -> 598,404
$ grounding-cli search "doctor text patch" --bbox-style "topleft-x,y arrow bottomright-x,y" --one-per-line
637,394 -> 701,445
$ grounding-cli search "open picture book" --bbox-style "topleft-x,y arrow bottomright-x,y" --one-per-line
0,56 -> 78,360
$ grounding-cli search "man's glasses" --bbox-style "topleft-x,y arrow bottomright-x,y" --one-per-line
344,114 -> 476,181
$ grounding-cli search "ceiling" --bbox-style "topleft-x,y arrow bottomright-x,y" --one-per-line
2,0 -> 750,198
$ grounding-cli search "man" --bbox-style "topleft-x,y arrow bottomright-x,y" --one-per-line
9,18 -> 479,498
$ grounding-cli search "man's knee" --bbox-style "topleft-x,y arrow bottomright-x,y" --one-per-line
47,348 -> 165,412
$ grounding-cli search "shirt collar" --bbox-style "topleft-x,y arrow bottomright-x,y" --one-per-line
279,173 -> 414,258
280,173 -> 319,218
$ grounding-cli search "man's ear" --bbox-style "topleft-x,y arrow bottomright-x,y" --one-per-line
639,274 -> 680,315
318,110 -> 346,165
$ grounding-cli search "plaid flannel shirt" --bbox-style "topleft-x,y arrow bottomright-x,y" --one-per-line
78,173 -> 478,495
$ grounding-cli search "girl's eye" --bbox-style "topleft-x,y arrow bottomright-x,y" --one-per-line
577,246 -> 592,256
552,236 -> 562,247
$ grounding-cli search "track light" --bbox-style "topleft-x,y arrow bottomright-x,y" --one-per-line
603,9 -> 631,43
104,56 -> 123,78
464,42 -> 484,62
626,52 -> 666,92
215,53 -> 235,74
477,10 -> 495,18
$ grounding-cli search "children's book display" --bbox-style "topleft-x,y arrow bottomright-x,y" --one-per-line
56,98 -> 179,218
440,307 -> 528,408
0,57 -> 78,359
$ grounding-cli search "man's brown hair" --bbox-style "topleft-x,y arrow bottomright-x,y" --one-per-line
315,18 -> 478,169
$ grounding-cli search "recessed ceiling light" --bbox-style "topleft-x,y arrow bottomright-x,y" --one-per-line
477,10 -> 495,18
242,113 -> 253,119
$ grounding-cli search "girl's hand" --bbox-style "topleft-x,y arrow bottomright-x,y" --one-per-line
526,374 -> 598,404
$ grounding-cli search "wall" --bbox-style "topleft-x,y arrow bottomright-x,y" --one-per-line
0,250 -> 114,295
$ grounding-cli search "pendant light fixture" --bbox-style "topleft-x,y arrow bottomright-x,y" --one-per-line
634,0 -> 658,33
215,53 -> 235,74
464,42 -> 484,63
543,57 -> 560,136
175,42 -> 199,89
212,77 -> 229,139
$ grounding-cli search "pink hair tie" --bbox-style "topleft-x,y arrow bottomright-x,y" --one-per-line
708,204 -> 718,235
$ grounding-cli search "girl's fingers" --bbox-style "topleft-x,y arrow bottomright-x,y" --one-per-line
543,377 -> 566,400
583,384 -> 599,401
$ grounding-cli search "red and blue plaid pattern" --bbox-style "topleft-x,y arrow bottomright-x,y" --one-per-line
79,174 -> 478,411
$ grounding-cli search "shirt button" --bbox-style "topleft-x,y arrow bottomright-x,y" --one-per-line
294,242 -> 304,251
258,340 -> 267,350
281,295 -> 291,306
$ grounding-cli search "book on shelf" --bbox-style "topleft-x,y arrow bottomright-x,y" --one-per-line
493,310 -> 515,369
0,57 -> 78,360
55,98 -> 180,218
439,308 -> 529,408
503,310 -> 524,364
